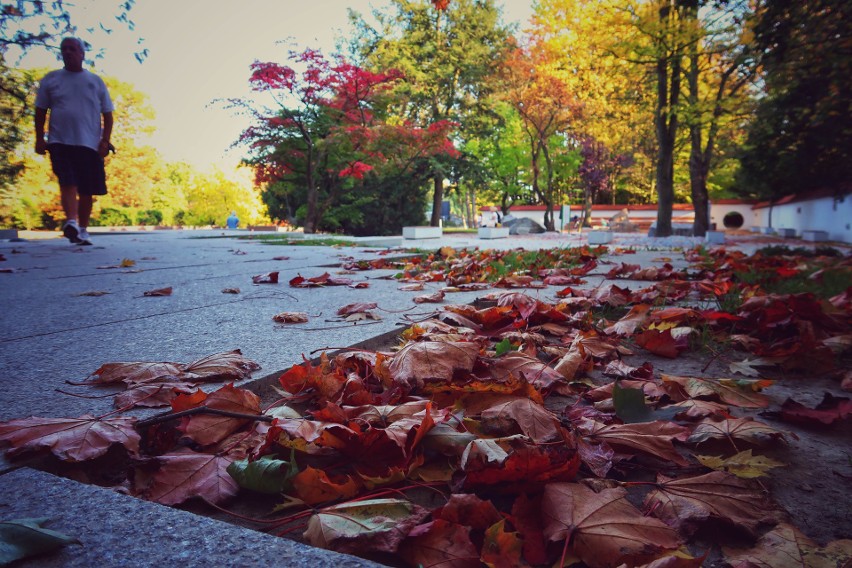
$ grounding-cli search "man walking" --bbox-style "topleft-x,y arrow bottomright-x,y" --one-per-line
35,37 -> 114,246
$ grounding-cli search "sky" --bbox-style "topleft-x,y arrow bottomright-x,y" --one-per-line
17,0 -> 534,171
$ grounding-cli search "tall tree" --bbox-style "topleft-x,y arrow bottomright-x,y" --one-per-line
350,0 -> 511,226
500,42 -> 579,230
237,49 -> 457,234
737,0 -> 852,201
682,0 -> 757,236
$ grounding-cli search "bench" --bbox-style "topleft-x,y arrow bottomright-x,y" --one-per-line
402,226 -> 442,239
776,228 -> 797,238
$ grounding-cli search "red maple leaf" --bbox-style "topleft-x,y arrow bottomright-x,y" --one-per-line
144,448 -> 240,505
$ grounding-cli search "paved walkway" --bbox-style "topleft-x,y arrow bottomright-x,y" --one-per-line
0,227 -> 841,566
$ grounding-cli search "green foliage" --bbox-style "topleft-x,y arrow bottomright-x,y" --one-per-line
92,207 -> 132,227
737,0 -> 852,199
136,209 -> 163,226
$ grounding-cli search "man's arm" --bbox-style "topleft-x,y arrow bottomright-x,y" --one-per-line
98,112 -> 113,157
34,107 -> 48,155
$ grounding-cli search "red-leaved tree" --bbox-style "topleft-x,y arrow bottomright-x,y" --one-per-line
236,49 -> 458,233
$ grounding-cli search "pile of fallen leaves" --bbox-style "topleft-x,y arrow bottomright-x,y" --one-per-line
1,245 -> 850,567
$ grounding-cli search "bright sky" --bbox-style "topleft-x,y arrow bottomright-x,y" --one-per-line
18,0 -> 533,171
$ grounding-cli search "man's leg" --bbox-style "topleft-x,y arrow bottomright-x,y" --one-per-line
78,194 -> 93,229
60,185 -> 79,222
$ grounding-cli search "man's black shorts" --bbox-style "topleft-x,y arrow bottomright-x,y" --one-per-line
47,143 -> 107,196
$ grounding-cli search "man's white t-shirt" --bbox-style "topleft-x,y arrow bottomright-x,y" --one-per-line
35,69 -> 114,152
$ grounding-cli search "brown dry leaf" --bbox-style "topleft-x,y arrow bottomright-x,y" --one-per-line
644,471 -> 776,537
0,415 -> 140,461
114,380 -> 198,409
661,374 -> 773,408
336,302 -> 378,316
722,522 -> 852,568
291,466 -> 361,505
413,290 -> 446,304
221,287 -> 240,294
577,418 -> 691,465
75,290 -> 110,297
688,417 -> 790,448
88,361 -> 183,385
605,304 -> 651,335
399,519 -> 480,568
480,398 -> 562,443
143,286 -> 172,296
344,311 -> 381,322
178,383 -> 262,446
480,519 -> 528,568
490,352 -> 566,392
272,311 -> 309,323
145,448 -> 239,505
542,483 -> 680,568
399,282 -> 425,291
181,349 -> 261,382
388,341 -> 479,389
304,498 -> 429,556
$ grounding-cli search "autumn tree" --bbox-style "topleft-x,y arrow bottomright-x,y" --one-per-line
578,137 -> 631,224
238,49 -> 457,234
500,42 -> 579,230
681,0 -> 757,236
350,0 -> 511,227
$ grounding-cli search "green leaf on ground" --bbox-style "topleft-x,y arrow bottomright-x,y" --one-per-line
613,381 -> 652,423
227,451 -> 298,494
0,518 -> 80,565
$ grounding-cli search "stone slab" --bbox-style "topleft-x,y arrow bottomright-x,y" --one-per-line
705,230 -> 725,244
776,228 -> 797,238
403,226 -> 442,239
477,227 -> 510,239
0,468 -> 381,568
0,229 -> 18,239
802,230 -> 829,242
588,230 -> 614,244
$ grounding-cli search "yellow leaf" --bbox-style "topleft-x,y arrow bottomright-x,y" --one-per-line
697,450 -> 785,478
120,258 -> 136,267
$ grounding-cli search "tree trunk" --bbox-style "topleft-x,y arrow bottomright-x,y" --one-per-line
430,174 -> 443,226
653,2 -> 681,238
542,142 -> 555,231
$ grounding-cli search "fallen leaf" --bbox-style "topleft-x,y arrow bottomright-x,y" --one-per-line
252,271 -> 279,284
0,518 -> 80,565
765,392 -> 852,427
399,283 -> 425,291
479,397 -> 562,443
399,519 -> 480,568
272,312 -> 309,323
435,493 -> 502,529
644,471 -> 776,537
305,498 -> 430,556
337,302 -> 379,316
75,290 -> 110,297
688,417 -> 789,447
662,374 -> 773,408
605,304 -> 651,335
729,357 -> 781,377
227,453 -> 298,494
722,522 -> 852,568
0,415 -> 140,461
389,341 -> 479,390
414,290 -> 446,304
480,519 -> 528,568
88,361 -> 183,385
696,450 -> 784,478
291,466 -> 361,505
577,418 -> 690,465
222,287 -> 240,294
145,448 -> 240,505
181,349 -> 261,382
143,286 -> 172,296
178,383 -> 262,446
542,483 -> 680,568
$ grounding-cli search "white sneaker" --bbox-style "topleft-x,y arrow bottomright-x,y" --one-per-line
62,220 -> 81,243
77,228 -> 93,246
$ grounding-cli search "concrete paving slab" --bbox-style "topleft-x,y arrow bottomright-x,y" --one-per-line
0,468 -> 382,568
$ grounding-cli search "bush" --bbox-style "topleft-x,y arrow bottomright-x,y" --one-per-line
92,207 -> 132,226
136,209 -> 163,225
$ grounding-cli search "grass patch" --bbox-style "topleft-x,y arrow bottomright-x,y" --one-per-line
735,264 -> 851,300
